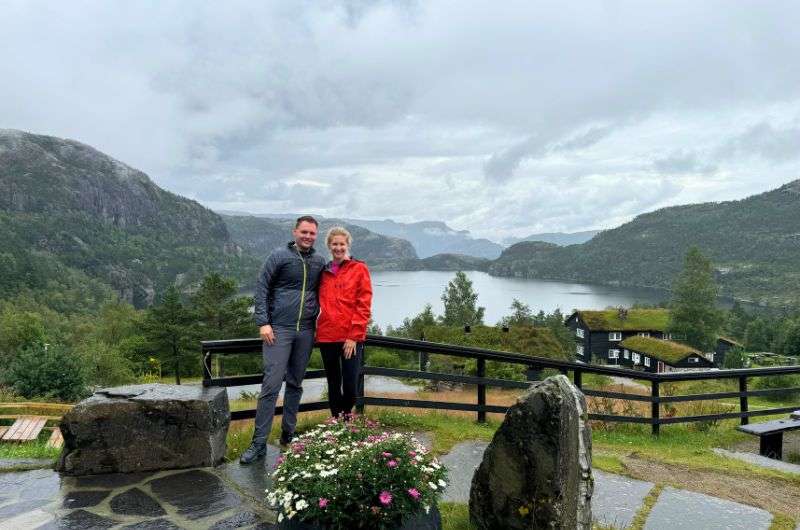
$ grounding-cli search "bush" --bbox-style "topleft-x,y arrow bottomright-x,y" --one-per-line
722,347 -> 748,369
267,415 -> 447,529
4,344 -> 87,401
366,349 -> 404,369
753,374 -> 800,402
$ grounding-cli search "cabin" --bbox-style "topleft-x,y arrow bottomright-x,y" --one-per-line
565,308 -> 673,365
713,336 -> 743,367
618,336 -> 715,373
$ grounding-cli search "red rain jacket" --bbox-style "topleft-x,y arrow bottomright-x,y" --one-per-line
316,259 -> 373,342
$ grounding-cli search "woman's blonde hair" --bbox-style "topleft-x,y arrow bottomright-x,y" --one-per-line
326,226 -> 352,247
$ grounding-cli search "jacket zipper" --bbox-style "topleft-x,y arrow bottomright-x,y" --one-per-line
296,250 -> 308,331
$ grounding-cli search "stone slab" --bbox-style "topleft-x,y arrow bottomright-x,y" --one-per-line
713,448 -> 800,475
644,487 -> 772,530
148,469 -> 243,520
0,458 -> 54,471
439,441 -> 488,502
62,489 -> 111,509
110,487 -> 166,517
592,470 -> 654,529
216,444 -> 282,501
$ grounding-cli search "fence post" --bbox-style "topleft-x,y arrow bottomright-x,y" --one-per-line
651,380 -> 660,436
573,369 -> 582,389
419,351 -> 429,372
739,376 -> 749,426
477,357 -> 486,423
356,345 -> 366,415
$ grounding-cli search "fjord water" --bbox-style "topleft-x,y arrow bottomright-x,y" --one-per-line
370,270 -> 669,328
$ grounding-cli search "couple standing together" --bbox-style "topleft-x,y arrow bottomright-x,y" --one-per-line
240,215 -> 373,465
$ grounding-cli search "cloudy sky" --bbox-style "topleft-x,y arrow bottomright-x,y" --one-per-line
3,1 -> 800,241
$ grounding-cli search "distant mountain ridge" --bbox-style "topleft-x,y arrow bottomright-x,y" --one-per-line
490,180 -> 800,305
219,211 -> 504,259
503,230 -> 601,247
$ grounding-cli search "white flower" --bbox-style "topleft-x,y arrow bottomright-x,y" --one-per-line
293,454 -> 300,459
278,513 -> 284,522
431,462 -> 441,469
415,455 -> 424,462
438,479 -> 447,487
424,505 -> 431,514
325,449 -> 335,455
428,482 -> 438,490
296,499 -> 309,510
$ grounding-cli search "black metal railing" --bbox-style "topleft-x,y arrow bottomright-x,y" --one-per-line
201,334 -> 800,435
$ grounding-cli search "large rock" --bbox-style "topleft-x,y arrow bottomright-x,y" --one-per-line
469,375 -> 593,529
57,384 -> 229,475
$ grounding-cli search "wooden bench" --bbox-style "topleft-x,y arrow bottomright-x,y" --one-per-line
0,415 -> 47,443
46,428 -> 64,449
738,416 -> 800,459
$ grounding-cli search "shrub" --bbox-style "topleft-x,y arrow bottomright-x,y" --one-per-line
4,344 -> 87,401
267,415 -> 447,529
753,374 -> 800,402
366,349 -> 403,369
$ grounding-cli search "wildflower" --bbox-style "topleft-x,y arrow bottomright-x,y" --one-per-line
408,450 -> 417,457
319,498 -> 329,508
381,451 -> 392,458
278,513 -> 284,522
379,491 -> 393,506
387,460 -> 398,468
295,499 -> 309,511
407,488 -> 421,500
438,479 -> 447,487
428,481 -> 438,490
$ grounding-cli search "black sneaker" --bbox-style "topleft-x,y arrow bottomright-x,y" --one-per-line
279,431 -> 294,447
239,442 -> 266,465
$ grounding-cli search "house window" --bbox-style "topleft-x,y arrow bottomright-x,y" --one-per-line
608,349 -> 619,359
688,357 -> 699,363
663,333 -> 672,340
624,349 -> 630,359
576,328 -> 584,338
644,357 -> 651,367
632,352 -> 641,364
638,332 -> 650,338
576,345 -> 584,356
609,332 -> 622,341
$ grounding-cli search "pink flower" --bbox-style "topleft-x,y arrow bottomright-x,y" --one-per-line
408,450 -> 417,457
276,455 -> 285,465
381,452 -> 392,458
318,498 -> 329,508
387,460 -> 398,468
379,491 -> 393,506
407,488 -> 421,500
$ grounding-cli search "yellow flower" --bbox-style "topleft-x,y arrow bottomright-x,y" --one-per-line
518,505 -> 530,517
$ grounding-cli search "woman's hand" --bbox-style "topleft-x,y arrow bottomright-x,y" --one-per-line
343,339 -> 357,359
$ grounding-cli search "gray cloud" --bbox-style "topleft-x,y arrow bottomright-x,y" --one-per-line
718,122 -> 800,163
2,1 -> 800,240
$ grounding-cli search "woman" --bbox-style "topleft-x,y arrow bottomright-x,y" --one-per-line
317,226 -> 373,418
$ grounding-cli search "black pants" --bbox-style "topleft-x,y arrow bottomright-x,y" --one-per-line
319,342 -> 362,417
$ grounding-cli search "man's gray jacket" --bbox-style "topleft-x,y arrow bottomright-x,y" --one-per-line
254,242 -> 326,331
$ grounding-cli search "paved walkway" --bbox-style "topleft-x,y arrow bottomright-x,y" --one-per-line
0,440 -> 788,529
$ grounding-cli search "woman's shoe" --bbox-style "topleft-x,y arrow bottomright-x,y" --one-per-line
239,442 -> 266,465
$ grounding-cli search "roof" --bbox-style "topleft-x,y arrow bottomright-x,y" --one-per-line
620,336 -> 702,365
571,309 -> 670,332
422,325 -> 568,361
718,336 -> 743,347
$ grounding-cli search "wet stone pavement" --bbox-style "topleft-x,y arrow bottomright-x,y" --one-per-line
0,438 -> 789,529
0,455 -> 283,529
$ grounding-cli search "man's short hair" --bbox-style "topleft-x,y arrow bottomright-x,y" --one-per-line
295,215 -> 319,228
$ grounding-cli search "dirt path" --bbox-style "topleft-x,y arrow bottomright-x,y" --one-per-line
619,453 -> 800,518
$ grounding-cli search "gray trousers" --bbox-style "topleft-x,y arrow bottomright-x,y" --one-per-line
252,326 -> 315,445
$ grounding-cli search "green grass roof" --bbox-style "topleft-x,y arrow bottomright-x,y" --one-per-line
574,309 -> 670,331
423,325 -> 568,360
620,336 -> 700,364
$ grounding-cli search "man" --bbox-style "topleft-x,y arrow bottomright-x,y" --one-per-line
239,215 -> 326,465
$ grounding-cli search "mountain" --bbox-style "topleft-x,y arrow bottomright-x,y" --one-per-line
221,214 -> 418,271
403,253 -> 491,272
340,218 -> 504,259
489,180 -> 800,305
0,129 -> 257,309
503,230 -> 601,247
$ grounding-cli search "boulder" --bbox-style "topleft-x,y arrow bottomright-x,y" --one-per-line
57,384 -> 229,475
469,375 -> 593,529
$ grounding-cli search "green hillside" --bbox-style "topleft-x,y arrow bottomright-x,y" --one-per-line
489,180 -> 800,306
0,129 -> 258,309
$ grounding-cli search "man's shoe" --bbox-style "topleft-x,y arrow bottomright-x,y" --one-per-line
239,443 -> 266,465
279,431 -> 294,447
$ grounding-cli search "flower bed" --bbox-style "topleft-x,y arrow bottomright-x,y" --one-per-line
266,415 -> 448,530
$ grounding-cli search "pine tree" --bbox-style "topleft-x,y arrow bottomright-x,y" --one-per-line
190,273 -> 254,341
667,247 -> 724,351
440,271 -> 485,327
142,286 -> 194,384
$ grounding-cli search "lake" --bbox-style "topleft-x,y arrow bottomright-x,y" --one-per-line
370,270 -> 669,329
